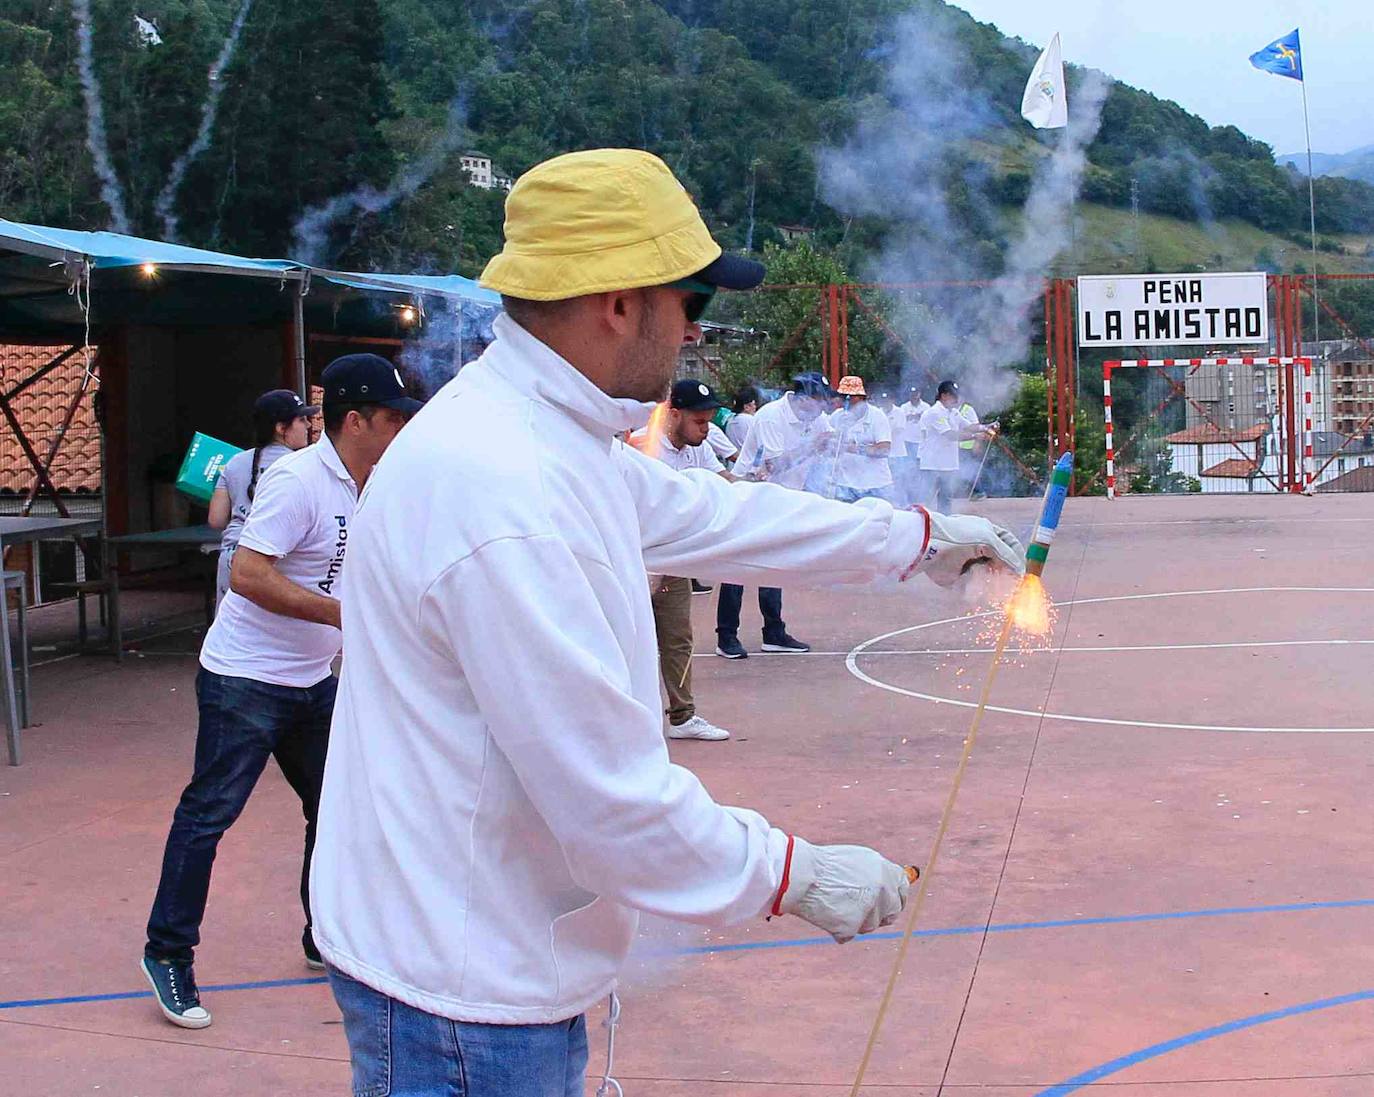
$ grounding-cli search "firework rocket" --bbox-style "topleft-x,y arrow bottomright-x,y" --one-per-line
1025,452 -> 1073,578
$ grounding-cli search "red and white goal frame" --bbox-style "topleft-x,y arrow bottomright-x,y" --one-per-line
1103,357 -> 1313,499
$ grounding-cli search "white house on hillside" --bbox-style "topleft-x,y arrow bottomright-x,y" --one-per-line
459,152 -> 513,191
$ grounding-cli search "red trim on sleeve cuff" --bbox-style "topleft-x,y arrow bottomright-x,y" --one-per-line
898,506 -> 932,583
771,833 -> 796,917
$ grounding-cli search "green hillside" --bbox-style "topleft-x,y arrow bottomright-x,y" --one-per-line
2,0 -> 1372,278
1068,205 -> 1374,276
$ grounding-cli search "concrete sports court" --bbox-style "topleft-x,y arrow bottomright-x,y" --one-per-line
4,493 -> 1373,1095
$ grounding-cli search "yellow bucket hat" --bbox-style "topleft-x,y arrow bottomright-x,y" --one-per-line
480,148 -> 765,301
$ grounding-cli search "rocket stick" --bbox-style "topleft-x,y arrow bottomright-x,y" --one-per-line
848,453 -> 1074,1095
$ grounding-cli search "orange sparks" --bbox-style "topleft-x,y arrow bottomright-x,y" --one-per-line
1006,574 -> 1052,636
641,401 -> 669,461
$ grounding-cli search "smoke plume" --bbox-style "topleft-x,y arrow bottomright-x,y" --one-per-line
818,12 -> 1110,414
71,0 -> 131,233
292,97 -> 470,266
155,0 -> 256,241
398,295 -> 501,397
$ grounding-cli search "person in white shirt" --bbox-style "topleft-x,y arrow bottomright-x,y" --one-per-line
823,375 -> 894,502
309,148 -> 1023,1096
631,379 -> 736,742
140,354 -> 418,1031
717,372 -> 835,659
722,383 -> 761,451
877,390 -> 909,505
896,385 -> 931,501
918,379 -> 994,512
207,389 -> 318,607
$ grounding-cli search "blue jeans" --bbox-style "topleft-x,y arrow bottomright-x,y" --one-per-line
145,668 -> 336,963
716,583 -> 786,644
328,968 -> 588,1097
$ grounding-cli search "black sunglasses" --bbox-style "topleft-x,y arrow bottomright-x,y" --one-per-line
684,292 -> 714,323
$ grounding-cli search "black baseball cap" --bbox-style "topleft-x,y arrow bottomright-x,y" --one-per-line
670,252 -> 767,294
791,371 -> 834,399
321,354 -> 424,415
937,379 -> 959,398
255,389 -> 319,422
670,378 -> 726,412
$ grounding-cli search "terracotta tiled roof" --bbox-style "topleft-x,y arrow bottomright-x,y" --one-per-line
1163,423 -> 1267,445
0,345 -> 101,494
1316,466 -> 1374,493
1200,457 -> 1261,478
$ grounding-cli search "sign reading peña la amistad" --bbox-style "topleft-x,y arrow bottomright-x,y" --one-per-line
1076,272 -> 1268,348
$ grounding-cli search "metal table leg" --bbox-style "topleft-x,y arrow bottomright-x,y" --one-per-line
1,586 -> 20,766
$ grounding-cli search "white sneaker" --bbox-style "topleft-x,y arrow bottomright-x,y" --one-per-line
667,715 -> 731,741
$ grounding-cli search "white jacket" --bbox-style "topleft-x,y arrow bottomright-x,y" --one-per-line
311,315 -> 927,1024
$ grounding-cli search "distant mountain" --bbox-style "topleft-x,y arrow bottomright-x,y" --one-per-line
1277,145 -> 1374,186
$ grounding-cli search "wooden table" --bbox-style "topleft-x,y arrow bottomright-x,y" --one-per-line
107,524 -> 222,655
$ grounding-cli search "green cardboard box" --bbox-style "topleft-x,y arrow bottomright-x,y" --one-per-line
175,432 -> 243,504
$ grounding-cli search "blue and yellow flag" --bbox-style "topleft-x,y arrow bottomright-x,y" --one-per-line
1249,29 -> 1303,81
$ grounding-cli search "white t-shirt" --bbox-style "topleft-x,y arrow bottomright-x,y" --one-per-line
217,443 -> 292,553
705,421 -> 738,462
724,411 -> 754,449
901,400 -> 931,452
199,434 -> 358,687
737,393 -> 832,488
630,430 -> 726,474
826,403 -> 893,489
885,404 -> 908,459
918,401 -> 964,472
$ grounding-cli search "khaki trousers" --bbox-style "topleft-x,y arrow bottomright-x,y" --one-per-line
651,576 -> 694,726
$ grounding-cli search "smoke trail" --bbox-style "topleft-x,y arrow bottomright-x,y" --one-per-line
292,97 -> 469,266
976,70 -> 1111,381
818,12 -> 1110,415
155,0 -> 256,241
70,0 -> 131,233
397,295 -> 501,397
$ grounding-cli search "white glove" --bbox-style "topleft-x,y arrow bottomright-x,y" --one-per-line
910,508 -> 1025,587
773,836 -> 910,943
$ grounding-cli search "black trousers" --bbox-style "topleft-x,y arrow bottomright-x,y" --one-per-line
716,584 -> 786,643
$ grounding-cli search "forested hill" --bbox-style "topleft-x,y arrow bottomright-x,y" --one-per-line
3,0 -> 1373,276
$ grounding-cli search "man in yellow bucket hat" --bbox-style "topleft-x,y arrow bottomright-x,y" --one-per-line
310,148 -> 1025,1096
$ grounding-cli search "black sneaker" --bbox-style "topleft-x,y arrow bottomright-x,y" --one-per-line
691,580 -> 714,594
761,633 -> 811,654
141,956 -> 212,1029
715,636 -> 749,659
303,933 -> 326,972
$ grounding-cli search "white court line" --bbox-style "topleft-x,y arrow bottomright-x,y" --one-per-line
843,586 -> 1374,734
694,638 -> 1374,658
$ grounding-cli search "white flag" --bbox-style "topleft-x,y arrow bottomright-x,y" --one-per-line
1021,33 -> 1068,130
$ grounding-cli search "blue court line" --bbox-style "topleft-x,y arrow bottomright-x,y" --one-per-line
667,896 -> 1374,956
4,897 -> 1371,1014
1035,988 -> 1374,1096
0,976 -> 326,1012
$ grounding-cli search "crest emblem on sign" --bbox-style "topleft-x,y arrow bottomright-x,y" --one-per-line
1037,76 -> 1055,99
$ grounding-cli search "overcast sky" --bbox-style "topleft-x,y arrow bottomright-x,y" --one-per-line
950,0 -> 1371,156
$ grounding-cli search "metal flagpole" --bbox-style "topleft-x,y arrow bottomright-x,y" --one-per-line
1300,75 -> 1320,349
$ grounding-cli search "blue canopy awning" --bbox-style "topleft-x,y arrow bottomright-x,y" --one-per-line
0,219 -> 500,340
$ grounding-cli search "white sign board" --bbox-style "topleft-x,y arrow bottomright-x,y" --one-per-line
1077,272 -> 1268,348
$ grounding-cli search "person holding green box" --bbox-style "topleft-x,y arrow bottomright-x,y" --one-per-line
207,390 -> 318,607
141,356 -> 419,1031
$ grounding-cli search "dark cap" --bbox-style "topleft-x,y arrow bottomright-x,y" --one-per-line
937,379 -> 959,398
321,354 -> 424,415
254,389 -> 319,423
791,371 -> 834,399
684,251 -> 766,292
670,378 -> 726,412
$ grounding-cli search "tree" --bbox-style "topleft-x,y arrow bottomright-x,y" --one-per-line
175,0 -> 398,255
